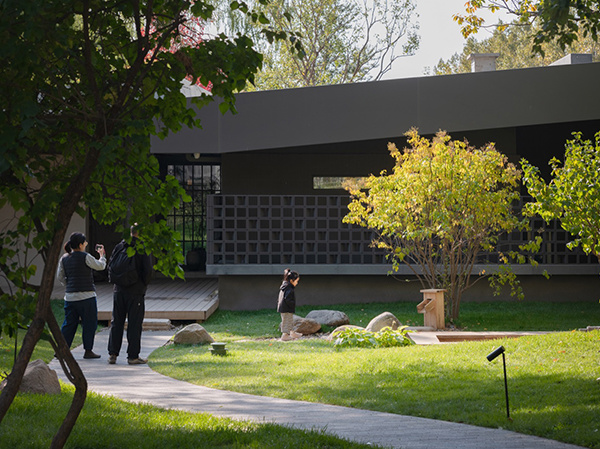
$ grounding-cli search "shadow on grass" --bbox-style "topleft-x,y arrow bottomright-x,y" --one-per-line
0,387 -> 378,449
152,333 -> 600,449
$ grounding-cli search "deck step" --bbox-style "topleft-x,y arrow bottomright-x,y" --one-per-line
122,318 -> 173,331
58,278 -> 221,322
54,279 -> 219,322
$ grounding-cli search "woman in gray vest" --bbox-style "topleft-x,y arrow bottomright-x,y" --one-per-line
56,232 -> 106,359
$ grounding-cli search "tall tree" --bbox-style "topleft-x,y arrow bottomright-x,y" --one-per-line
344,130 -> 532,321
0,1 -> 296,447
431,23 -> 600,75
454,0 -> 600,54
452,2 -> 600,285
211,0 -> 420,89
522,132 -> 600,264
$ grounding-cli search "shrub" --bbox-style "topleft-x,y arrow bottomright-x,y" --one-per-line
333,326 -> 414,349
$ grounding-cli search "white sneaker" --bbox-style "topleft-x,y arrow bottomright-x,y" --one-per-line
290,331 -> 303,339
280,333 -> 293,341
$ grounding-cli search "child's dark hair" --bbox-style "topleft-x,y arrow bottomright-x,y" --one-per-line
283,268 -> 299,282
64,232 -> 86,253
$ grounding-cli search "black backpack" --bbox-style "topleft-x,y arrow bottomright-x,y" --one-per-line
108,244 -> 138,287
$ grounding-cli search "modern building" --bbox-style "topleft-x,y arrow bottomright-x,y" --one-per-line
146,56 -> 600,309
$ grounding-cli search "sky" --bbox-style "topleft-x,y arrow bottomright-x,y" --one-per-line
385,0 -> 512,79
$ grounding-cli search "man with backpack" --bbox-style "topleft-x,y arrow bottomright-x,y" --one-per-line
107,224 -> 153,365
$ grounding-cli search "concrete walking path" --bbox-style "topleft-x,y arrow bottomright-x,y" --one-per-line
49,329 -> 586,449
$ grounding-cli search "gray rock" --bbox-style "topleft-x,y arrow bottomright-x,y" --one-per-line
0,359 -> 61,395
305,310 -> 350,327
365,312 -> 401,332
290,314 -> 321,335
173,323 -> 214,345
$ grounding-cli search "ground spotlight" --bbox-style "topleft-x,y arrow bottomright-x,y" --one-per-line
486,345 -> 505,361
486,345 -> 510,419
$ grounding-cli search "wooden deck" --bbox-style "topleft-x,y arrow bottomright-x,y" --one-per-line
53,278 -> 219,322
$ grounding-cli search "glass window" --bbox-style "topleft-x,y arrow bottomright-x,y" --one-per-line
313,176 -> 364,190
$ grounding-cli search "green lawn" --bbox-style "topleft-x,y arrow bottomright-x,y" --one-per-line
148,301 -> 600,449
0,384 -> 377,449
200,300 -> 600,339
2,300 -> 599,448
0,300 -> 377,449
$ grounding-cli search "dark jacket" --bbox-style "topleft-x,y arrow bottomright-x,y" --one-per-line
110,238 -> 153,294
277,281 -> 296,313
62,251 -> 95,293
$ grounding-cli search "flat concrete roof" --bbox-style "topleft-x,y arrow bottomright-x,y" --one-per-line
151,62 -> 600,155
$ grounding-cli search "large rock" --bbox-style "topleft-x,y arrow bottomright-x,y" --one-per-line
285,314 -> 321,335
365,312 -> 401,332
0,359 -> 61,395
305,310 -> 350,327
173,323 -> 214,345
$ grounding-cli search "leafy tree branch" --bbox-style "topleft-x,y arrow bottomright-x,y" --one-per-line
344,130 -> 530,320
454,0 -> 600,55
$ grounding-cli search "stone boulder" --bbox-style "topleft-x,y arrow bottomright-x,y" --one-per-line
305,310 -> 350,327
327,324 -> 364,341
283,314 -> 321,335
365,312 -> 401,332
173,323 -> 214,345
0,359 -> 61,395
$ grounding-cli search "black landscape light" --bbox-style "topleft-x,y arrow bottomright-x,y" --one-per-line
486,345 -> 510,419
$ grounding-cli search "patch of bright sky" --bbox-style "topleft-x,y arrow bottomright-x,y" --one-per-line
384,0 -> 513,79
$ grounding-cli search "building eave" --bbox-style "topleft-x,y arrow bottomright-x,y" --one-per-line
152,62 -> 600,155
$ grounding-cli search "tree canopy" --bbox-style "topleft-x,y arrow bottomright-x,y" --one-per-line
0,0 -> 295,446
522,132 -> 600,264
454,0 -> 600,55
431,22 -> 600,75
210,0 -> 420,89
344,130 -> 529,320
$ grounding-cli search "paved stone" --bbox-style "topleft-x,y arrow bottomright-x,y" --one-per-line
49,329 -> 585,449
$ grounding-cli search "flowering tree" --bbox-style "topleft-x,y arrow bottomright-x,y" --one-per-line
0,0 -> 298,447
144,6 -> 213,91
344,130 -> 529,320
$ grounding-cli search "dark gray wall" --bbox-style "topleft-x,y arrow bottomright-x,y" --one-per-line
219,127 -> 523,195
221,140 -> 394,195
217,274 -> 600,311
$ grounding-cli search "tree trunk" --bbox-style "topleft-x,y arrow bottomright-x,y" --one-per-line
0,232 -> 88,447
0,287 -> 88,449
46,310 -> 87,449
0,315 -> 45,421
0,228 -> 61,417
0,147 -> 101,446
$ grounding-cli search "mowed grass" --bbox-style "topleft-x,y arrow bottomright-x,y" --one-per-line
149,301 -> 600,449
0,300 -> 378,449
0,384 -> 378,449
0,301 -> 76,371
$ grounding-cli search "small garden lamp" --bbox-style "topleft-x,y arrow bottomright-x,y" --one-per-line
210,342 -> 227,356
486,345 -> 510,419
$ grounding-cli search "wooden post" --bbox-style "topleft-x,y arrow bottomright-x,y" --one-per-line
417,289 -> 446,330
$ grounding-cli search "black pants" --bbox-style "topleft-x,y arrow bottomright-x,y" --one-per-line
107,291 -> 145,359
61,297 -> 98,351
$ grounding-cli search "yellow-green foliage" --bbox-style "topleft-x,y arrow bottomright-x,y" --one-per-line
333,326 -> 414,348
522,131 -> 600,265
344,129 -> 526,318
